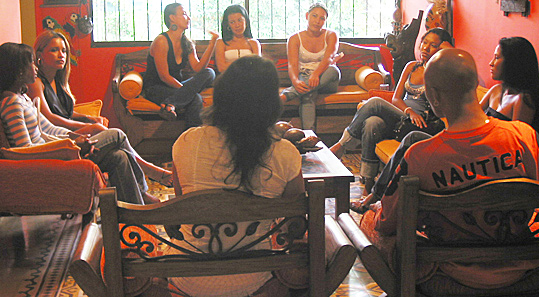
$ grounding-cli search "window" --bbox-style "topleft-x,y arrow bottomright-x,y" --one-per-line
92,0 -> 394,44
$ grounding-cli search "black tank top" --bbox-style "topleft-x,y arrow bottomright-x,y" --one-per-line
38,72 -> 74,119
143,32 -> 189,90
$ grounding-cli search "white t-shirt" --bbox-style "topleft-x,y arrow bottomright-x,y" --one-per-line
167,125 -> 302,297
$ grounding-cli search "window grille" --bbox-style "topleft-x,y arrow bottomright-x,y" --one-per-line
91,0 -> 394,43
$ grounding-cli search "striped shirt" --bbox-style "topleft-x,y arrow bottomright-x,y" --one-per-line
0,93 -> 70,147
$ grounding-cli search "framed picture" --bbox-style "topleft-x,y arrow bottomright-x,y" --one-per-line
42,0 -> 80,6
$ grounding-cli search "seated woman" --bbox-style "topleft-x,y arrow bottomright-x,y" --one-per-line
28,31 -> 108,136
0,42 -> 159,205
166,55 -> 304,296
354,36 -> 539,213
480,36 -> 539,130
143,3 -> 217,126
27,30 -> 172,188
215,4 -> 260,73
330,28 -> 453,195
281,2 -> 341,131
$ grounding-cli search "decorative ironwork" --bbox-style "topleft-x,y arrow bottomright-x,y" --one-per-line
119,216 -> 307,262
418,209 -> 536,246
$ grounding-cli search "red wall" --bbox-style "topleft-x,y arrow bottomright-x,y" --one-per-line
1,1 -> 22,43
402,0 -> 539,88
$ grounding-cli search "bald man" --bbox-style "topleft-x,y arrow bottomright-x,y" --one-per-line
361,49 -> 539,289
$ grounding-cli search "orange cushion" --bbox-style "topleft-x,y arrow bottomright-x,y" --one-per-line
74,100 -> 103,117
375,139 -> 400,164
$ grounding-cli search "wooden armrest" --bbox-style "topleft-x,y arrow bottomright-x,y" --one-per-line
70,222 -> 106,297
111,53 -> 125,94
324,215 -> 357,295
337,213 -> 397,296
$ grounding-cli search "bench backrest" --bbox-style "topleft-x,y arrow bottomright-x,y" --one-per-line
112,41 -> 389,92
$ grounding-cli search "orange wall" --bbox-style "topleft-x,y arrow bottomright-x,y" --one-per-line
1,1 -> 22,43
402,0 -> 539,88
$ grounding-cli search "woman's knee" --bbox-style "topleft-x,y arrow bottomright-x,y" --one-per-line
364,116 -> 386,134
198,68 -> 216,82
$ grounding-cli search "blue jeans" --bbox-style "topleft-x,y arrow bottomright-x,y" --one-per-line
88,128 -> 147,204
145,68 -> 215,127
370,131 -> 431,200
346,97 -> 405,179
282,65 -> 340,130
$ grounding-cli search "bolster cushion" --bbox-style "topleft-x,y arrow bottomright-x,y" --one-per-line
119,71 -> 143,100
356,66 -> 384,91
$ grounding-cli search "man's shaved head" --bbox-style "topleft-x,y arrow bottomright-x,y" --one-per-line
425,49 -> 478,98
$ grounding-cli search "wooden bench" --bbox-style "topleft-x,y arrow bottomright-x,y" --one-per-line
112,42 -> 390,162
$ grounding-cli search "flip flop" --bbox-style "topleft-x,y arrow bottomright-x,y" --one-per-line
158,104 -> 177,121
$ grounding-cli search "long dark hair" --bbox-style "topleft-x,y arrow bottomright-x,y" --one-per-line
221,4 -> 253,45
163,3 -> 193,55
205,55 -> 282,192
499,37 -> 539,130
0,42 -> 34,93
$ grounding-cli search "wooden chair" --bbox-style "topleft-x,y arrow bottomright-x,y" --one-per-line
339,176 -> 539,297
70,179 -> 357,297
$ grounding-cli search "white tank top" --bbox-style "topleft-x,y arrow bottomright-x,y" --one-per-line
224,49 -> 254,63
298,30 -> 328,74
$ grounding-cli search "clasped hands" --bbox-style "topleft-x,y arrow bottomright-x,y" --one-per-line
68,132 -> 99,158
293,52 -> 344,94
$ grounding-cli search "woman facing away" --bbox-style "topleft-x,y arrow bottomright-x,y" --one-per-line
27,30 -> 173,188
215,4 -> 261,73
0,42 -> 160,205
143,2 -> 217,125
281,2 -> 342,131
353,36 -> 539,213
167,55 -> 304,297
330,27 -> 453,195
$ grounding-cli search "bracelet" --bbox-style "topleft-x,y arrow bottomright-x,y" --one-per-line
403,107 -> 412,115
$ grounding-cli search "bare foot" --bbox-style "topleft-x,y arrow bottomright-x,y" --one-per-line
329,143 -> 345,159
147,169 -> 173,188
279,93 -> 287,102
143,192 -> 161,204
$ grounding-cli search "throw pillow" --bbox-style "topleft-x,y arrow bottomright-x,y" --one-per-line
73,100 -> 103,117
0,139 -> 81,161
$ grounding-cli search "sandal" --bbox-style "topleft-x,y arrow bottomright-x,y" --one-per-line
149,170 -> 173,188
158,104 -> 177,121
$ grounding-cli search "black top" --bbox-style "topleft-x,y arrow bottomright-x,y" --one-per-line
143,32 -> 190,91
38,72 -> 73,119
485,107 -> 511,121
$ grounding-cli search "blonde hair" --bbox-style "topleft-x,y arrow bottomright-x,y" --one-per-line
34,30 -> 76,102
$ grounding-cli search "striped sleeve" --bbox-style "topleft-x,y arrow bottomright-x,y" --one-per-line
1,95 -> 39,147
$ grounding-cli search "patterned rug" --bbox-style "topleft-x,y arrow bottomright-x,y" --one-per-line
0,214 -> 82,297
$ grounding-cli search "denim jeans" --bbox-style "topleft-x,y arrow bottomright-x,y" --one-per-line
370,131 -> 431,200
345,97 -> 405,179
281,65 -> 340,130
145,68 -> 215,127
88,128 -> 147,204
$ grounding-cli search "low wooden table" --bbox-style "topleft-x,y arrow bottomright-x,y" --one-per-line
302,130 -> 355,218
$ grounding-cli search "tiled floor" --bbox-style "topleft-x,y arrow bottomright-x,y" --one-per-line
0,153 -> 383,297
